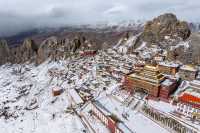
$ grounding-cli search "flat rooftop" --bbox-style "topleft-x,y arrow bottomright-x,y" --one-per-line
161,79 -> 174,87
180,65 -> 197,72
129,73 -> 164,84
184,87 -> 200,98
158,62 -> 179,68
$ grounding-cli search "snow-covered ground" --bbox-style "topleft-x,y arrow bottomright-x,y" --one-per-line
0,50 -> 182,133
0,51 -> 135,133
94,95 -> 170,133
0,61 -> 86,133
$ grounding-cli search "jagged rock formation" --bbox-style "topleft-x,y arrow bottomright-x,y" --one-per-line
0,34 -> 102,65
0,40 -> 10,65
136,13 -> 200,64
0,22 -> 140,65
140,13 -> 191,44
115,13 -> 191,54
36,36 -> 58,64
36,36 -> 98,64
8,39 -> 38,63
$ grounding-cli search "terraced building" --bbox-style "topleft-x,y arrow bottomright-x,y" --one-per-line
124,65 -> 165,97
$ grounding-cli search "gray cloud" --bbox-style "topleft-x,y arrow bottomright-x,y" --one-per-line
0,0 -> 200,36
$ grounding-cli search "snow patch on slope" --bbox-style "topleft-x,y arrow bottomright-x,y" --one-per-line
135,41 -> 146,51
170,41 -> 190,51
114,35 -> 138,54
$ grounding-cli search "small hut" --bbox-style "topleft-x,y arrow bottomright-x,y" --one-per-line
52,87 -> 63,96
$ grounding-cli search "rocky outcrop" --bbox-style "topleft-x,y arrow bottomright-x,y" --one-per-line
1,24 -> 134,65
9,39 -> 38,64
116,13 -> 192,53
0,34 -> 101,65
140,13 -> 191,44
36,36 -> 99,64
0,40 -> 10,65
36,36 -> 58,64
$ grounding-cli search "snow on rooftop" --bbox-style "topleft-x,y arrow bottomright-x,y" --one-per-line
52,86 -> 62,91
184,87 -> 200,98
180,65 -> 197,72
69,89 -> 84,104
190,80 -> 200,87
173,80 -> 190,97
148,100 -> 175,113
161,79 -> 174,86
164,36 -> 170,40
158,61 -> 179,68
112,89 -> 130,103
129,73 -> 161,84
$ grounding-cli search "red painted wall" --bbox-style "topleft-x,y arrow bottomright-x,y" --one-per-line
108,118 -> 116,133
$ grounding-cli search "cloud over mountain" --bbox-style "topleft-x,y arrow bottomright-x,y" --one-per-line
0,0 -> 200,36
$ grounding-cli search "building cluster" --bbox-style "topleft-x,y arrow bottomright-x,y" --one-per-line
176,80 -> 200,119
142,105 -> 197,133
123,60 -> 200,121
46,48 -> 200,132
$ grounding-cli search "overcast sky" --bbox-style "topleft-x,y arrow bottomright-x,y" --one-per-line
0,0 -> 200,36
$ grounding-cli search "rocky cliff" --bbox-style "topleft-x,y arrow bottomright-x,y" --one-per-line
36,36 -> 99,64
140,13 -> 191,45
115,13 -> 191,52
8,39 -> 38,63
139,13 -> 200,64
0,35 -> 102,65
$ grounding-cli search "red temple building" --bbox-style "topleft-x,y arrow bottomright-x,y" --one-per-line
123,65 -> 178,100
124,65 -> 165,97
158,62 -> 179,75
159,79 -> 178,100
176,81 -> 200,119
